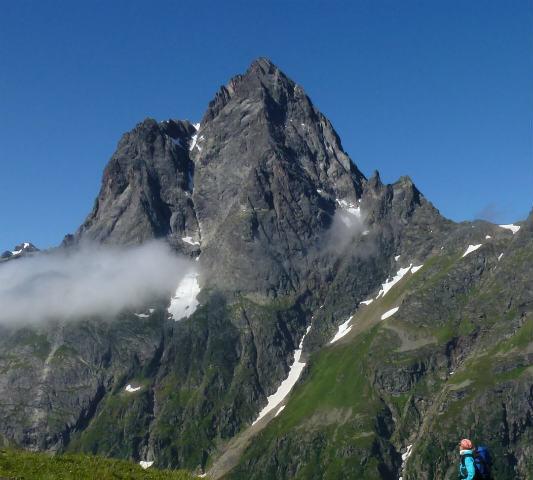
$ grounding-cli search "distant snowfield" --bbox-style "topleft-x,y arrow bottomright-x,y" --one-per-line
125,384 -> 141,393
252,325 -> 311,425
499,224 -> 520,234
462,244 -> 482,258
411,264 -> 423,274
330,316 -> 353,344
381,307 -> 399,320
168,272 -> 201,321
139,461 -> 153,469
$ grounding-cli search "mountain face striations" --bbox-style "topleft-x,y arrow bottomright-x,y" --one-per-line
1,58 -> 532,479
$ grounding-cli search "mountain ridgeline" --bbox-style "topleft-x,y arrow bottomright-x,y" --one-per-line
1,58 -> 532,479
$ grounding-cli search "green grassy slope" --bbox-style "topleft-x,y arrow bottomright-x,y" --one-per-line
0,448 -> 199,480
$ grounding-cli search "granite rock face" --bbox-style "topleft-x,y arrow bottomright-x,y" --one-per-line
76,119 -> 199,245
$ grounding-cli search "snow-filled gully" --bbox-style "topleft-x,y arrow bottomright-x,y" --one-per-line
252,325 -> 312,425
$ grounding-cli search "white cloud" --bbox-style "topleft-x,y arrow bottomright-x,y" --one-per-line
0,240 -> 194,325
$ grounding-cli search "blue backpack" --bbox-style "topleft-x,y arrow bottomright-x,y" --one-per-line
473,445 -> 493,479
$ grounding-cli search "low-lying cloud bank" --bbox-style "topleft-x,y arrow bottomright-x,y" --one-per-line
0,241 -> 192,325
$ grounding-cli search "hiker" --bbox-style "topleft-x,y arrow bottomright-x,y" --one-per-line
459,438 -> 476,479
458,438 -> 493,480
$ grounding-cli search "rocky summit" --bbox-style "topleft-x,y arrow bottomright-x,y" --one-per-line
1,58 -> 532,479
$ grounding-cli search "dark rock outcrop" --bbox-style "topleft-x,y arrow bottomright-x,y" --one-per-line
76,119 -> 198,245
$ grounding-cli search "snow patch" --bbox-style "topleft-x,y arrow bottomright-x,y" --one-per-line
360,299 -> 374,306
410,264 -> 423,274
134,313 -> 149,318
485,235 -> 492,239
168,272 -> 201,321
499,224 -> 520,234
462,244 -> 482,258
182,236 -> 200,246
498,253 -> 503,261
189,125 -> 203,152
395,255 -> 401,261
252,325 -> 311,425
330,316 -> 353,344
125,384 -> 141,393
139,461 -> 153,469
336,198 -> 361,218
402,444 -> 413,461
376,265 -> 412,299
189,134 -> 198,151
398,444 -> 413,479
381,307 -> 399,320
275,405 -> 285,417
11,243 -> 31,256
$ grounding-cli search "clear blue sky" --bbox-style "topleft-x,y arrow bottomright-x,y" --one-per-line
1,0 -> 532,249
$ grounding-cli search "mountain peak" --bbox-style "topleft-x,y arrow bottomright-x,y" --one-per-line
248,57 -> 278,75
1,242 -> 38,260
201,58 -> 291,124
250,57 -> 279,70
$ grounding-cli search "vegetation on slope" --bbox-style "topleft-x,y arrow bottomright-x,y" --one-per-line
0,448 -> 198,480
